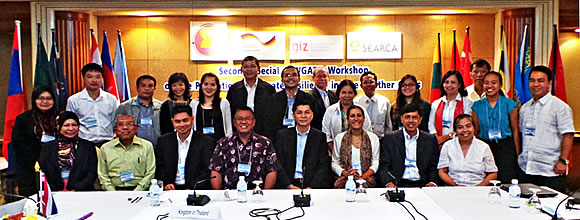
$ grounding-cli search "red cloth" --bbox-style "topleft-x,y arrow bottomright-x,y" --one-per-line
434,97 -> 464,136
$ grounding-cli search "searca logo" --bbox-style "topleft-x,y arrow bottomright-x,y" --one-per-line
193,23 -> 219,56
350,41 -> 361,52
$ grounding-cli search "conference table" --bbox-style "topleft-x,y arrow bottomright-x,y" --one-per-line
46,187 -> 578,220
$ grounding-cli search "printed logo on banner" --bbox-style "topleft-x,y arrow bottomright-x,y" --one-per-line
347,32 -> 402,59
190,22 -> 228,61
231,31 -> 286,61
289,35 -> 344,60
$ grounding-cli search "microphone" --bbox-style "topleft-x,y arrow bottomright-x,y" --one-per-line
385,171 -> 405,202
187,176 -> 216,206
293,173 -> 310,207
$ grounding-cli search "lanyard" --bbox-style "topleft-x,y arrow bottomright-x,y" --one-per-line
201,109 -> 214,127
237,139 -> 254,165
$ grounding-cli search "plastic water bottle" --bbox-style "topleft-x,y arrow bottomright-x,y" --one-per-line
237,176 -> 248,203
345,176 -> 356,202
150,179 -> 161,207
508,179 -> 521,208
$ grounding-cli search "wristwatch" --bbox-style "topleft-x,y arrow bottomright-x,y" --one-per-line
558,158 -> 569,165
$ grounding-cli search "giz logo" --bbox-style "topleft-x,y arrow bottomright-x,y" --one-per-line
350,41 -> 360,52
193,23 -> 217,56
292,41 -> 309,54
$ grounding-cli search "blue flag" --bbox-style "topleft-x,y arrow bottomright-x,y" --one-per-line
114,30 -> 131,102
514,24 -> 532,104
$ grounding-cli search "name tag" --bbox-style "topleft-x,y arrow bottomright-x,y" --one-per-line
294,170 -> 303,179
41,134 -> 56,143
176,165 -> 186,185
203,127 -> 215,135
169,206 -> 222,219
85,118 -> 98,128
237,163 -> 251,174
140,117 -> 153,126
120,171 -> 135,182
61,170 -> 70,180
352,163 -> 362,174
283,118 -> 295,127
524,127 -> 536,136
442,120 -> 452,129
488,129 -> 502,140
404,158 -> 417,168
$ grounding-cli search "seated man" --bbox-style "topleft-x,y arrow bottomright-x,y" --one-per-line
378,103 -> 440,187
155,105 -> 215,190
209,107 -> 277,189
98,114 -> 156,191
275,100 -> 331,189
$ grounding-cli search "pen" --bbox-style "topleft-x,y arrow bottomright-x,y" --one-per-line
78,211 -> 94,220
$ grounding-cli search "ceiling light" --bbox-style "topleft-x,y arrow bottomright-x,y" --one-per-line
131,11 -> 159,16
205,10 -> 234,16
575,28 -> 580,33
280,10 -> 305,16
358,10 -> 387,15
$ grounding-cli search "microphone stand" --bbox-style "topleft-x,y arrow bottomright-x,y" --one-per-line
187,176 -> 216,206
385,171 -> 405,202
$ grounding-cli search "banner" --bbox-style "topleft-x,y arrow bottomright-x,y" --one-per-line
216,64 -> 370,76
190,22 -> 228,61
230,31 -> 286,61
289,35 -> 344,60
346,32 -> 401,59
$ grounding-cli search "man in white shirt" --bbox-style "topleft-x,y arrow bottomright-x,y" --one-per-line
354,71 -> 392,139
518,65 -> 574,192
66,63 -> 119,147
465,59 -> 491,102
310,67 -> 338,130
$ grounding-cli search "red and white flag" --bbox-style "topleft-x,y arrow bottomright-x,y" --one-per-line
90,29 -> 102,65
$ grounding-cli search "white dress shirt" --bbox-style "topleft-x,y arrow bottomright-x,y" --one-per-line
190,99 -> 233,137
428,94 -> 473,135
402,129 -> 421,181
244,78 -> 258,110
175,130 -> 193,185
331,131 -> 380,175
66,88 -> 119,142
354,93 -> 392,138
438,137 -> 498,186
466,84 -> 484,102
322,102 -> 372,143
518,94 -> 575,177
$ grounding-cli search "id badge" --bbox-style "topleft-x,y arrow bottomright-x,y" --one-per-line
41,134 -> 55,143
524,127 -> 536,136
120,171 -> 135,182
283,118 -> 295,127
176,165 -> 185,184
488,129 -> 502,140
140,117 -> 153,126
352,163 -> 362,174
61,170 -> 70,180
85,118 -> 97,128
203,127 -> 215,134
237,163 -> 251,174
398,126 -> 403,130
442,120 -> 452,129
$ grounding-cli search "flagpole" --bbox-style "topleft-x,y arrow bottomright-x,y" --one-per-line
552,24 -> 557,94
466,26 -> 470,37
452,29 -> 457,70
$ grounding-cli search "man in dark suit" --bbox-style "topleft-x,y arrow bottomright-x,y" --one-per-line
264,65 -> 317,140
310,67 -> 338,130
155,105 -> 215,190
378,103 -> 439,187
226,56 -> 276,136
275,100 -> 331,189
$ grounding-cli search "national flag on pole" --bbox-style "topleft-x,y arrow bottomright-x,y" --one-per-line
34,24 -> 58,101
50,29 -> 68,112
430,33 -> 443,102
114,30 -> 131,102
514,24 -> 532,104
39,171 -> 58,216
549,24 -> 567,102
100,31 -> 119,100
460,26 -> 473,86
3,20 -> 28,158
449,29 -> 460,71
90,29 -> 102,65
498,26 -> 512,98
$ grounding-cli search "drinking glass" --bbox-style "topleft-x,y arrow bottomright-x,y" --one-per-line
488,180 -> 502,204
527,188 -> 542,213
252,180 -> 264,202
355,179 -> 368,202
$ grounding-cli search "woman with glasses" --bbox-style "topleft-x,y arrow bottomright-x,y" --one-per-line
160,72 -> 192,135
390,74 -> 431,132
190,72 -> 232,141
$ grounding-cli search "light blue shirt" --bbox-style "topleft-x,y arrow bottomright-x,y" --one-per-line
402,129 -> 420,181
287,95 -> 296,119
294,127 -> 310,179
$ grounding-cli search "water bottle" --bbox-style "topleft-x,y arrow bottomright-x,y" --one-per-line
508,179 -> 521,208
237,176 -> 248,203
150,179 -> 161,207
345,176 -> 356,202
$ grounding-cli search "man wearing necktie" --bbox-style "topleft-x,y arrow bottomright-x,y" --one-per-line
310,67 -> 338,130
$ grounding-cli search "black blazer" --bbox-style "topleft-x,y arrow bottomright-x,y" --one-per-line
226,78 -> 276,136
264,90 -> 317,141
39,138 -> 97,191
377,130 -> 440,186
155,131 -> 215,190
310,88 -> 338,130
12,111 -> 43,196
274,127 -> 331,189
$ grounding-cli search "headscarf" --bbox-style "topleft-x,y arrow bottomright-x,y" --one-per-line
56,111 -> 79,170
31,87 -> 57,139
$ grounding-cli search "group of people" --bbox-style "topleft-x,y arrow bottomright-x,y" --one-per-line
11,55 -> 573,196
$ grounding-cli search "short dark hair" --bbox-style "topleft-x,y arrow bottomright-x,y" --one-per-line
336,79 -> 358,97
400,103 -> 422,116
136,74 -> 157,88
346,105 -> 365,119
483,71 -> 505,96
292,99 -> 313,113
470,59 -> 491,72
530,65 -> 553,81
171,105 -> 193,118
81,63 -> 103,77
281,65 -> 299,78
441,70 -> 468,97
360,71 -> 378,83
242,56 -> 260,68
168,72 -> 191,100
453,114 -> 474,132
234,106 -> 255,119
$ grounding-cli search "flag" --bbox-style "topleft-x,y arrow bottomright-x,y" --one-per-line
90,29 -> 102,65
2,20 -> 28,158
34,24 -> 58,100
430,33 -> 443,102
514,24 -> 532,104
449,29 -> 460,71
498,26 -> 511,98
114,30 -> 131,102
549,24 -> 567,102
100,31 -> 119,100
50,29 -> 68,112
40,171 -> 58,216
460,27 -> 473,86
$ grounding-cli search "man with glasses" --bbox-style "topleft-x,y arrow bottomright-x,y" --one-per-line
310,67 -> 338,130
355,71 -> 392,139
209,107 -> 278,189
98,114 -> 156,191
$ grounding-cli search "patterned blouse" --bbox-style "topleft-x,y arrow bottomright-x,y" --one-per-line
209,132 -> 277,189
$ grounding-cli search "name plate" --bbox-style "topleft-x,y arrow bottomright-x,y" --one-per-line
169,206 -> 222,219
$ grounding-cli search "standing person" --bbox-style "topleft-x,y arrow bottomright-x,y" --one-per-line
471,71 -> 519,183
226,56 -> 276,136
190,72 -> 232,141
160,72 -> 192,135
39,111 -> 98,191
12,87 -> 57,196
428,70 -> 473,145
354,71 -> 392,139
116,75 -> 162,147
66,63 -> 119,147
310,67 -> 338,130
466,59 -> 491,102
518,65 -> 574,193
322,79 -> 371,153
390,74 -> 430,132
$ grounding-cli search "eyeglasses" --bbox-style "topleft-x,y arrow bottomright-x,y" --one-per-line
36,97 -> 53,101
235,117 -> 254,122
243,65 -> 258,69
283,73 -> 299,78
401,83 -> 416,88
116,122 -> 136,127
362,80 -> 376,84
